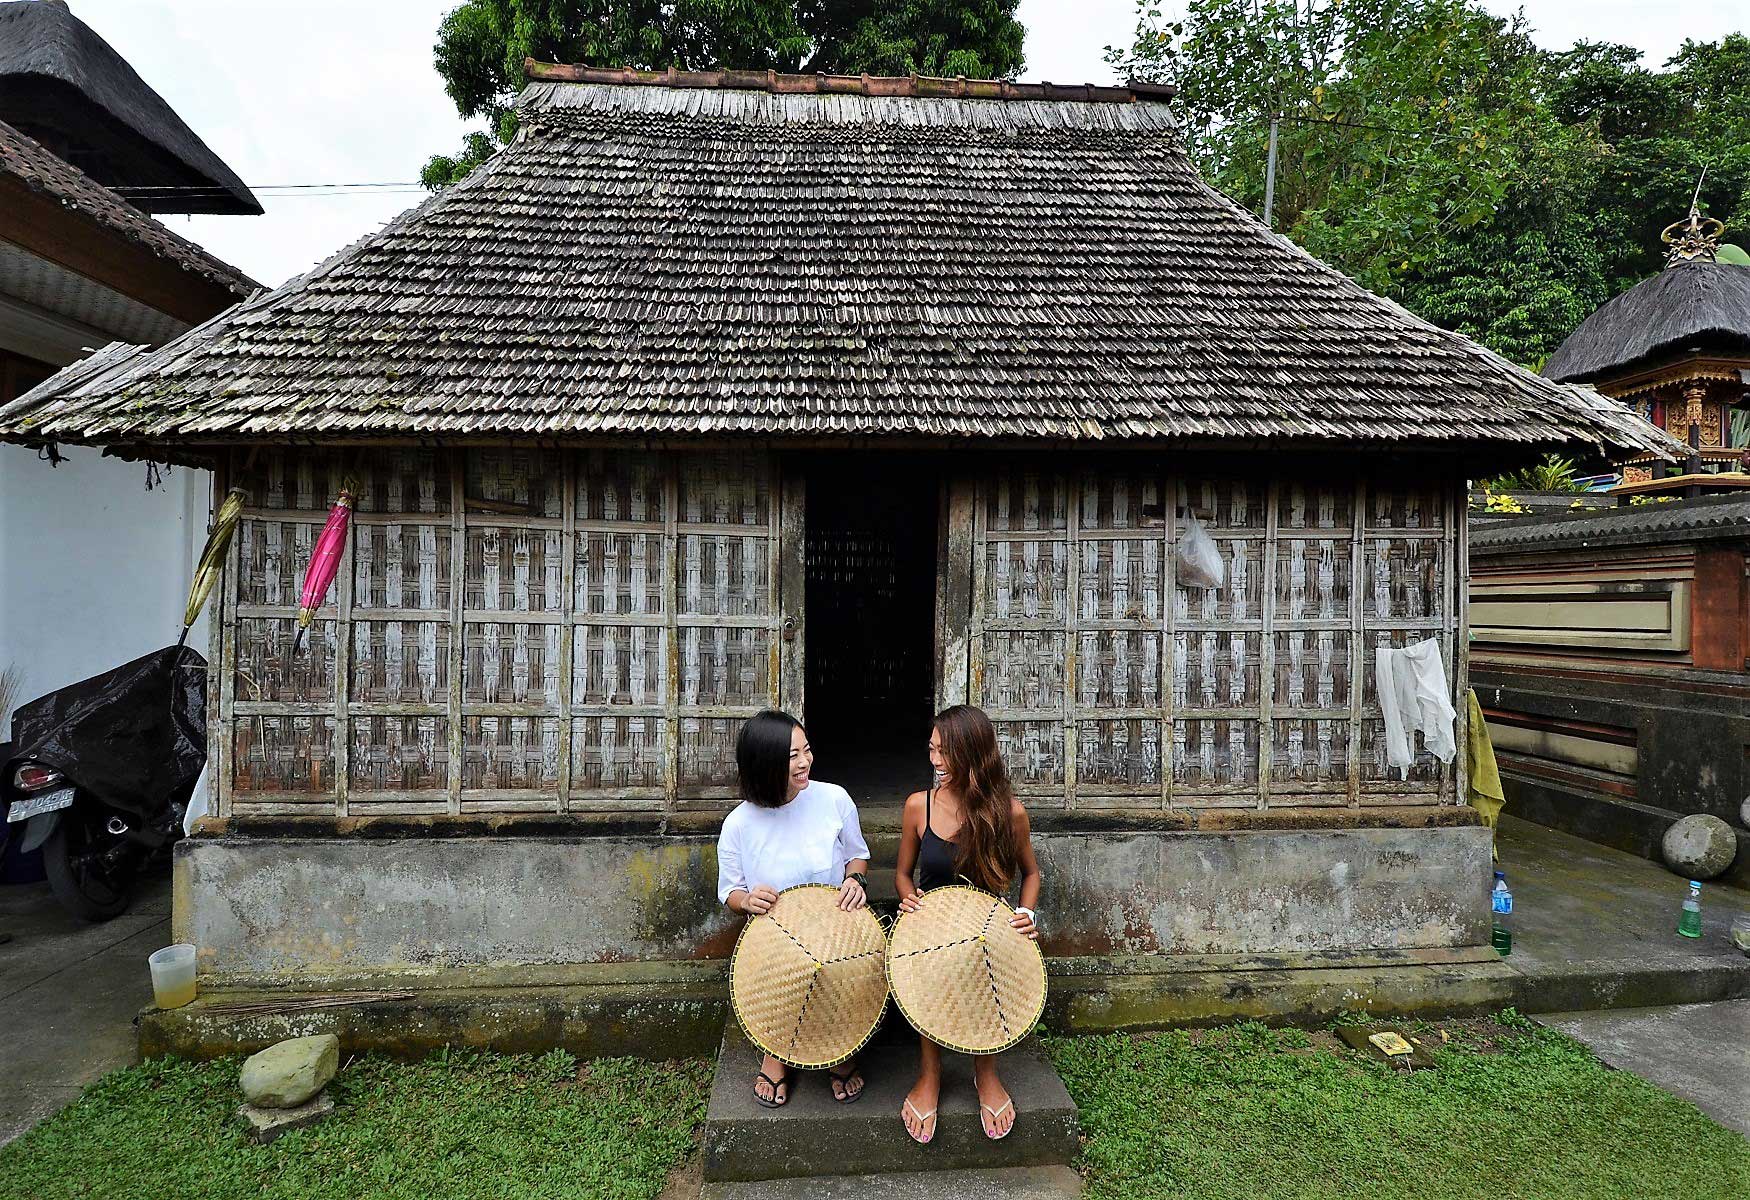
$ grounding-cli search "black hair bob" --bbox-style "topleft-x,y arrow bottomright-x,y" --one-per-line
736,709 -> 806,808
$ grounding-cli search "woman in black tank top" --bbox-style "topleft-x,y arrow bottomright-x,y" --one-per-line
915,787 -> 959,891
893,706 -> 1043,1148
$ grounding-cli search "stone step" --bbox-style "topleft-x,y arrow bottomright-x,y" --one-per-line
703,1025 -> 1080,1183
702,1165 -> 1083,1200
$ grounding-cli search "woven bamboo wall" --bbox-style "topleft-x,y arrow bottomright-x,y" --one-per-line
216,450 -> 1462,817
220,448 -> 783,817
970,468 -> 1463,809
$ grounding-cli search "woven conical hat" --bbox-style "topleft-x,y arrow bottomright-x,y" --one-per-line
887,884 -> 1046,1055
729,883 -> 888,1069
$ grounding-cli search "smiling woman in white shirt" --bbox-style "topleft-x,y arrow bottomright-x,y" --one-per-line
717,709 -> 872,1107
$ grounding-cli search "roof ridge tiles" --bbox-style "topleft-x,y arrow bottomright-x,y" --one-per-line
522,59 -> 1174,104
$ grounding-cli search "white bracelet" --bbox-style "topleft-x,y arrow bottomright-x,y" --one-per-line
1014,906 -> 1036,921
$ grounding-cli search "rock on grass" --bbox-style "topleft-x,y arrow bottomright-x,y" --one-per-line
240,1035 -> 339,1109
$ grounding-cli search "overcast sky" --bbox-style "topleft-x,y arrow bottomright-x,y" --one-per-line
61,0 -> 1745,288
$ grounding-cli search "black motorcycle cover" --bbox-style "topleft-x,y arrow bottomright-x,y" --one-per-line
5,646 -> 207,812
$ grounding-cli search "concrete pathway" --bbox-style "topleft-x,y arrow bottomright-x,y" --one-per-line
0,872 -> 171,1147
1496,816 -> 1750,1011
1540,1001 -> 1750,1138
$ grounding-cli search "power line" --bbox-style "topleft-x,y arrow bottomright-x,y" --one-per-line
116,181 -> 426,192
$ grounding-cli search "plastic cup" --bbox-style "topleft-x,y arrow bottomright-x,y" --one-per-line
148,943 -> 197,1009
1731,914 -> 1750,956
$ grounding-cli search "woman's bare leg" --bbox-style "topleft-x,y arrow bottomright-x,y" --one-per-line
902,1036 -> 942,1142
972,1054 -> 1015,1137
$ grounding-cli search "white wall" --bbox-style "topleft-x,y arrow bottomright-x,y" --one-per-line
0,444 -> 209,724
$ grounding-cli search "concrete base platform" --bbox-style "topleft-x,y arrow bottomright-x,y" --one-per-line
1538,1002 -> 1750,1138
1049,946 -> 1519,1030
138,963 -> 730,1060
140,946 -> 1528,1060
702,1026 -> 1078,1183
135,816 -> 1750,1062
1496,816 -> 1750,1013
702,1166 -> 1083,1200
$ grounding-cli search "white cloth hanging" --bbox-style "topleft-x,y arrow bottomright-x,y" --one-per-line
1374,638 -> 1457,777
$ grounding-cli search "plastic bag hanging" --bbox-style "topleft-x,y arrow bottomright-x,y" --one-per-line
293,488 -> 354,651
1177,511 -> 1226,589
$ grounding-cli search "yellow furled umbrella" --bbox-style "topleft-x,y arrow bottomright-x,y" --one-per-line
177,487 -> 245,650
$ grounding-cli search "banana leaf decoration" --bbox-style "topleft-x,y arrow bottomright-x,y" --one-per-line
177,487 -> 246,651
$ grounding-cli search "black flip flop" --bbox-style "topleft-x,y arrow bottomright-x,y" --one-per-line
753,1066 -> 792,1108
828,1060 -> 865,1104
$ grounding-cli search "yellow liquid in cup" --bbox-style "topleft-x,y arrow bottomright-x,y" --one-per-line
154,979 -> 197,1009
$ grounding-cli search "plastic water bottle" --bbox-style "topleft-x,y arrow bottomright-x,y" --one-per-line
1490,870 -> 1513,956
1678,880 -> 1703,939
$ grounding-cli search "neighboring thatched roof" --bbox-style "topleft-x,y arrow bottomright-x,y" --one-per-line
0,66 -> 1676,457
0,117 -> 257,296
0,0 -> 260,215
1544,259 -> 1750,383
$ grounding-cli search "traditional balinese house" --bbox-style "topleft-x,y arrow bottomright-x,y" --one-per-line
1475,211 -> 1750,882
0,67 -> 1673,1044
1543,210 -> 1750,496
0,0 -> 259,710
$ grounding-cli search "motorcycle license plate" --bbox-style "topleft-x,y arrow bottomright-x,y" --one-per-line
7,787 -> 75,822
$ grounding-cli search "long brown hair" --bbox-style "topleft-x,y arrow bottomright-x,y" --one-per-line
933,705 -> 1019,894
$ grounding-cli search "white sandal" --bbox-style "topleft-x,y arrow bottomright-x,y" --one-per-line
903,1098 -> 938,1145
981,1098 -> 1015,1141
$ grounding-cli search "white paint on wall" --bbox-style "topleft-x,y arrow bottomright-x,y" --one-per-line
0,443 -> 209,723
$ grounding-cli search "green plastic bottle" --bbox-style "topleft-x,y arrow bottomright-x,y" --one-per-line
1678,880 -> 1703,939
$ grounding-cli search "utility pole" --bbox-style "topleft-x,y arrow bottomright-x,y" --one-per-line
1263,117 -> 1280,229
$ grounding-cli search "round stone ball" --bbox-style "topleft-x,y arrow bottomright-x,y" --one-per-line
1662,814 -> 1738,881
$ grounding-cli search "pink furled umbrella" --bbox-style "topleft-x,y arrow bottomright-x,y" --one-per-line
293,488 -> 354,651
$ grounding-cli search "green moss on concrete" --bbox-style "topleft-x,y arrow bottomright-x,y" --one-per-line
140,981 -> 728,1062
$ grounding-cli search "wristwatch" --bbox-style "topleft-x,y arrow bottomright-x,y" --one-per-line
844,870 -> 868,891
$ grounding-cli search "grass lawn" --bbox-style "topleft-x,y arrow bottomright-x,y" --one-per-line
0,1049 -> 708,1200
1046,1012 -> 1750,1200
4,1014 -> 1746,1199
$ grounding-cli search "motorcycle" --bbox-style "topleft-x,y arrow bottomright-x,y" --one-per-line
1,646 -> 206,921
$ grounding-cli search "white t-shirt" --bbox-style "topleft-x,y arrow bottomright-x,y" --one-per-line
716,780 -> 870,904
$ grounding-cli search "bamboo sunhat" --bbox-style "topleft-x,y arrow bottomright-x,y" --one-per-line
729,883 -> 889,1069
886,884 -> 1047,1055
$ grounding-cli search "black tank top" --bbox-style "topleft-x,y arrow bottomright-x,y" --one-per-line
918,788 -> 959,892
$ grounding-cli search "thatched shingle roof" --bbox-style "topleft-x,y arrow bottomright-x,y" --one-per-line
1544,259 -> 1750,383
0,0 -> 260,215
0,117 -> 256,296
0,67 -> 1676,456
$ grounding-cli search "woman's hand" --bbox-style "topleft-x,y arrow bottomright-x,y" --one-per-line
836,877 -> 866,911
1010,909 -> 1038,940
742,885 -> 780,916
898,893 -> 921,914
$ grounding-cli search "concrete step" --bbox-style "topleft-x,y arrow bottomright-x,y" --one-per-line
702,1166 -> 1083,1199
703,1025 -> 1080,1183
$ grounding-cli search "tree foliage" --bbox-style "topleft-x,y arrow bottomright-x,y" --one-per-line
423,0 -> 1025,187
1107,0 -> 1750,364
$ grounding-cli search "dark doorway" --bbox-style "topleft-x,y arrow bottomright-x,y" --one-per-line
804,456 -> 939,806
